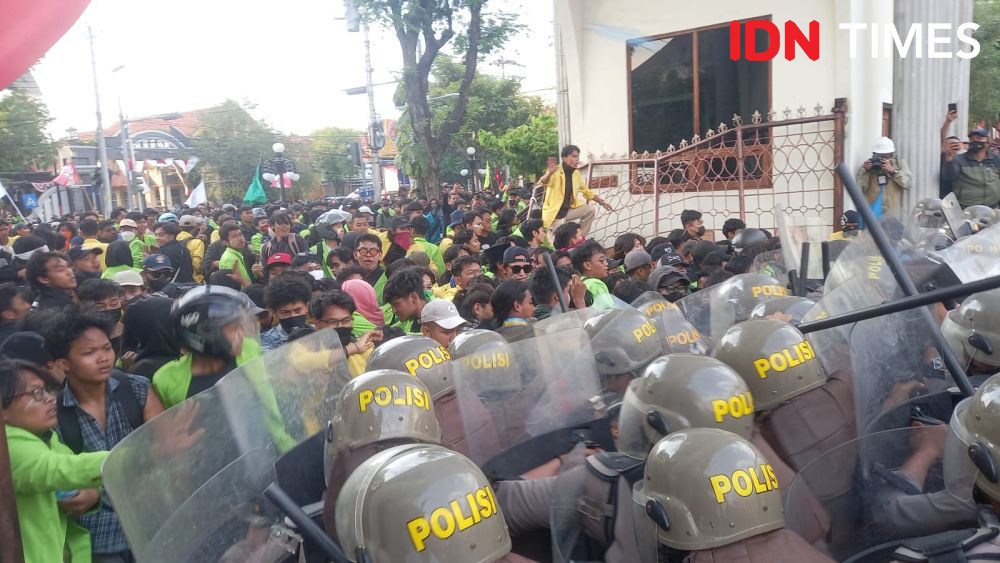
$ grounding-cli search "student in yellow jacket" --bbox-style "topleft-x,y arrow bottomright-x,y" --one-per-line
2,360 -> 106,563
538,144 -> 613,235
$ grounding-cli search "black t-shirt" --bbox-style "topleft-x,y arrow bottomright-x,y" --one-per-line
557,163 -> 574,219
186,359 -> 237,399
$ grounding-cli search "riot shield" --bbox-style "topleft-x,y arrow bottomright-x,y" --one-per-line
550,444 -> 600,563
784,420 -> 976,561
676,273 -> 787,342
801,273 -> 889,376
102,329 -> 350,562
450,329 -> 605,473
932,223 -> 1000,283
750,249 -> 789,285
632,291 -> 708,354
849,306 -> 956,436
533,294 -> 631,335
776,204 -> 829,281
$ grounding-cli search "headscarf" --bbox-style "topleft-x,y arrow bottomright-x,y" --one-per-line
341,279 -> 383,327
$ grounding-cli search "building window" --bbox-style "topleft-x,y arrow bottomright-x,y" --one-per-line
134,137 -> 177,149
628,20 -> 771,153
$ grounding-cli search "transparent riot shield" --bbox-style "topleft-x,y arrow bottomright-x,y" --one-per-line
550,444 -> 599,563
450,329 -> 605,474
849,305 -> 956,436
784,420 -> 977,562
776,204 -> 829,281
933,223 -> 1000,283
676,273 -> 787,343
750,249 -> 789,286
632,291 -> 709,354
102,329 -> 350,563
801,274 -> 889,376
534,294 -> 631,335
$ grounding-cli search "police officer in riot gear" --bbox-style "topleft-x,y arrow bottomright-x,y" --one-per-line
941,289 -> 1000,378
632,428 -> 834,562
322,369 -> 441,542
584,307 -> 664,397
713,319 -> 857,502
335,443 -> 514,562
749,295 -> 817,326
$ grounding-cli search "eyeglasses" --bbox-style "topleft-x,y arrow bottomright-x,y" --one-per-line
14,387 -> 58,403
510,264 -> 533,274
355,247 -> 381,257
316,316 -> 353,328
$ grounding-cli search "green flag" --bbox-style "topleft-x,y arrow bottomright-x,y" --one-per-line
243,165 -> 266,205
483,161 -> 491,190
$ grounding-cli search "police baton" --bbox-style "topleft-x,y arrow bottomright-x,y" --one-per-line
263,483 -> 352,563
542,250 -> 569,313
835,163 -> 975,396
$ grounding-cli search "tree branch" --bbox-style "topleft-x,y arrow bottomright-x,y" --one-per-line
437,1 -> 482,143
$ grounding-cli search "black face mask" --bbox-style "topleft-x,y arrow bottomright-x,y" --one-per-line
147,274 -> 171,292
100,308 -> 122,325
335,327 -> 354,347
696,226 -> 706,237
279,314 -> 308,333
969,141 -> 987,153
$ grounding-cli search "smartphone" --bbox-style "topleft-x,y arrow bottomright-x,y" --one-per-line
948,102 -> 958,113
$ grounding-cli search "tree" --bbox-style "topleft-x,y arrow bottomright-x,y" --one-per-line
478,112 -> 558,182
394,56 -> 549,185
970,0 -> 1000,127
191,100 -> 275,203
0,91 -> 55,173
310,126 -> 363,193
358,0 -> 522,199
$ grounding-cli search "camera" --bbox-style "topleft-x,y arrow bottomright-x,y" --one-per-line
870,152 -> 884,172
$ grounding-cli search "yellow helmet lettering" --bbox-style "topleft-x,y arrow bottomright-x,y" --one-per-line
357,384 -> 431,413
710,392 -> 754,423
404,358 -> 420,376
751,285 -> 789,298
752,340 -> 816,379
358,389 -> 375,413
708,464 -> 779,504
461,352 -> 510,371
631,320 -> 658,344
407,486 -> 500,552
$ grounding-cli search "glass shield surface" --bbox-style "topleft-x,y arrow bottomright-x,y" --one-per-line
102,329 -> 349,562
533,294 -> 631,335
801,274 -> 889,376
451,329 -> 604,467
632,291 -> 708,354
776,204 -> 829,280
933,223 -> 1000,283
784,423 -> 975,562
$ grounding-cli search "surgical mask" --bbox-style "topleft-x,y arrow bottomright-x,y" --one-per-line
393,232 -> 413,249
120,231 -> 136,242
279,314 -> 308,333
99,308 -> 122,324
969,141 -> 987,152
335,327 -> 354,347
14,245 -> 48,261
309,270 -> 325,280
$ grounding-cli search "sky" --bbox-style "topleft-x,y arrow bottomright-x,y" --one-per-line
31,0 -> 556,139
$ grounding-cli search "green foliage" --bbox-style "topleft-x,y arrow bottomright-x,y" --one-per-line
310,126 -> 363,186
478,113 -> 558,181
191,100 -> 274,202
0,91 -> 55,173
971,0 -> 1000,127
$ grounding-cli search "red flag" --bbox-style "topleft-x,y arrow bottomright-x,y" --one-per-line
0,0 -> 92,89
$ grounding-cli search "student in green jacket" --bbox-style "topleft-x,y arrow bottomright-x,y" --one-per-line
409,216 -> 445,276
571,239 -> 616,305
153,286 -> 263,409
2,359 -> 106,563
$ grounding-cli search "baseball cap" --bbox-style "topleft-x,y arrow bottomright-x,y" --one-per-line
266,252 -> 293,267
389,216 -> 412,229
652,243 -> 687,267
142,253 -> 174,271
158,212 -> 178,223
178,215 -> 198,227
119,219 -> 138,229
67,246 -> 103,261
649,266 -> 690,290
291,253 -> 320,268
221,203 -> 238,212
970,127 -> 990,138
357,206 -> 374,216
449,209 -> 464,227
112,270 -> 144,287
841,210 -> 860,227
0,332 -> 52,365
623,249 -> 652,272
420,299 -> 469,330
502,246 -> 530,264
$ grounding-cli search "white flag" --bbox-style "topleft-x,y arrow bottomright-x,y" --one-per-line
184,156 -> 199,173
0,179 -> 7,200
184,180 -> 207,207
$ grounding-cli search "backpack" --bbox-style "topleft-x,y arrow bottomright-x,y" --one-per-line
57,370 -> 144,454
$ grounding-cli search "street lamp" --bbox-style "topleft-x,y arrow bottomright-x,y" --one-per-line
262,142 -> 299,204
460,168 -> 470,191
465,146 -> 478,192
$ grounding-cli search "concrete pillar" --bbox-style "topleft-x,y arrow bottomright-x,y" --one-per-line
892,0 -> 974,212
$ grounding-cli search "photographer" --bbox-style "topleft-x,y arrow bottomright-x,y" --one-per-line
856,136 -> 912,217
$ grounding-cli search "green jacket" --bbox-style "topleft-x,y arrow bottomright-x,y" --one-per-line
250,232 -> 264,254
582,276 -> 610,299
7,425 -> 106,563
152,339 -> 262,409
374,271 -> 388,305
128,235 -> 152,269
413,237 -> 446,276
313,241 -> 335,279
219,247 -> 250,283
101,264 -> 140,280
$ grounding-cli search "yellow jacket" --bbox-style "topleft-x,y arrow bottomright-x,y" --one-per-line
176,231 -> 205,283
540,165 -> 596,227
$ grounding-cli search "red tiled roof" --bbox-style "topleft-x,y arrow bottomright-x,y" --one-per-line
75,108 -> 214,142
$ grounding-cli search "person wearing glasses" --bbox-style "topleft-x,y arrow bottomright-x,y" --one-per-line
498,247 -> 533,282
1,359 -> 109,563
309,290 -> 377,377
353,233 -> 388,303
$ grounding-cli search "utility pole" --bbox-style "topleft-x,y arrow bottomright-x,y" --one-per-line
363,24 -> 382,201
87,26 -> 113,217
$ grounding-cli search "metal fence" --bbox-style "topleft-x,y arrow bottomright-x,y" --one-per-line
582,98 -> 847,244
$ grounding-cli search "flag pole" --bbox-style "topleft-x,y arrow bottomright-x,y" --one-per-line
171,162 -> 192,196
